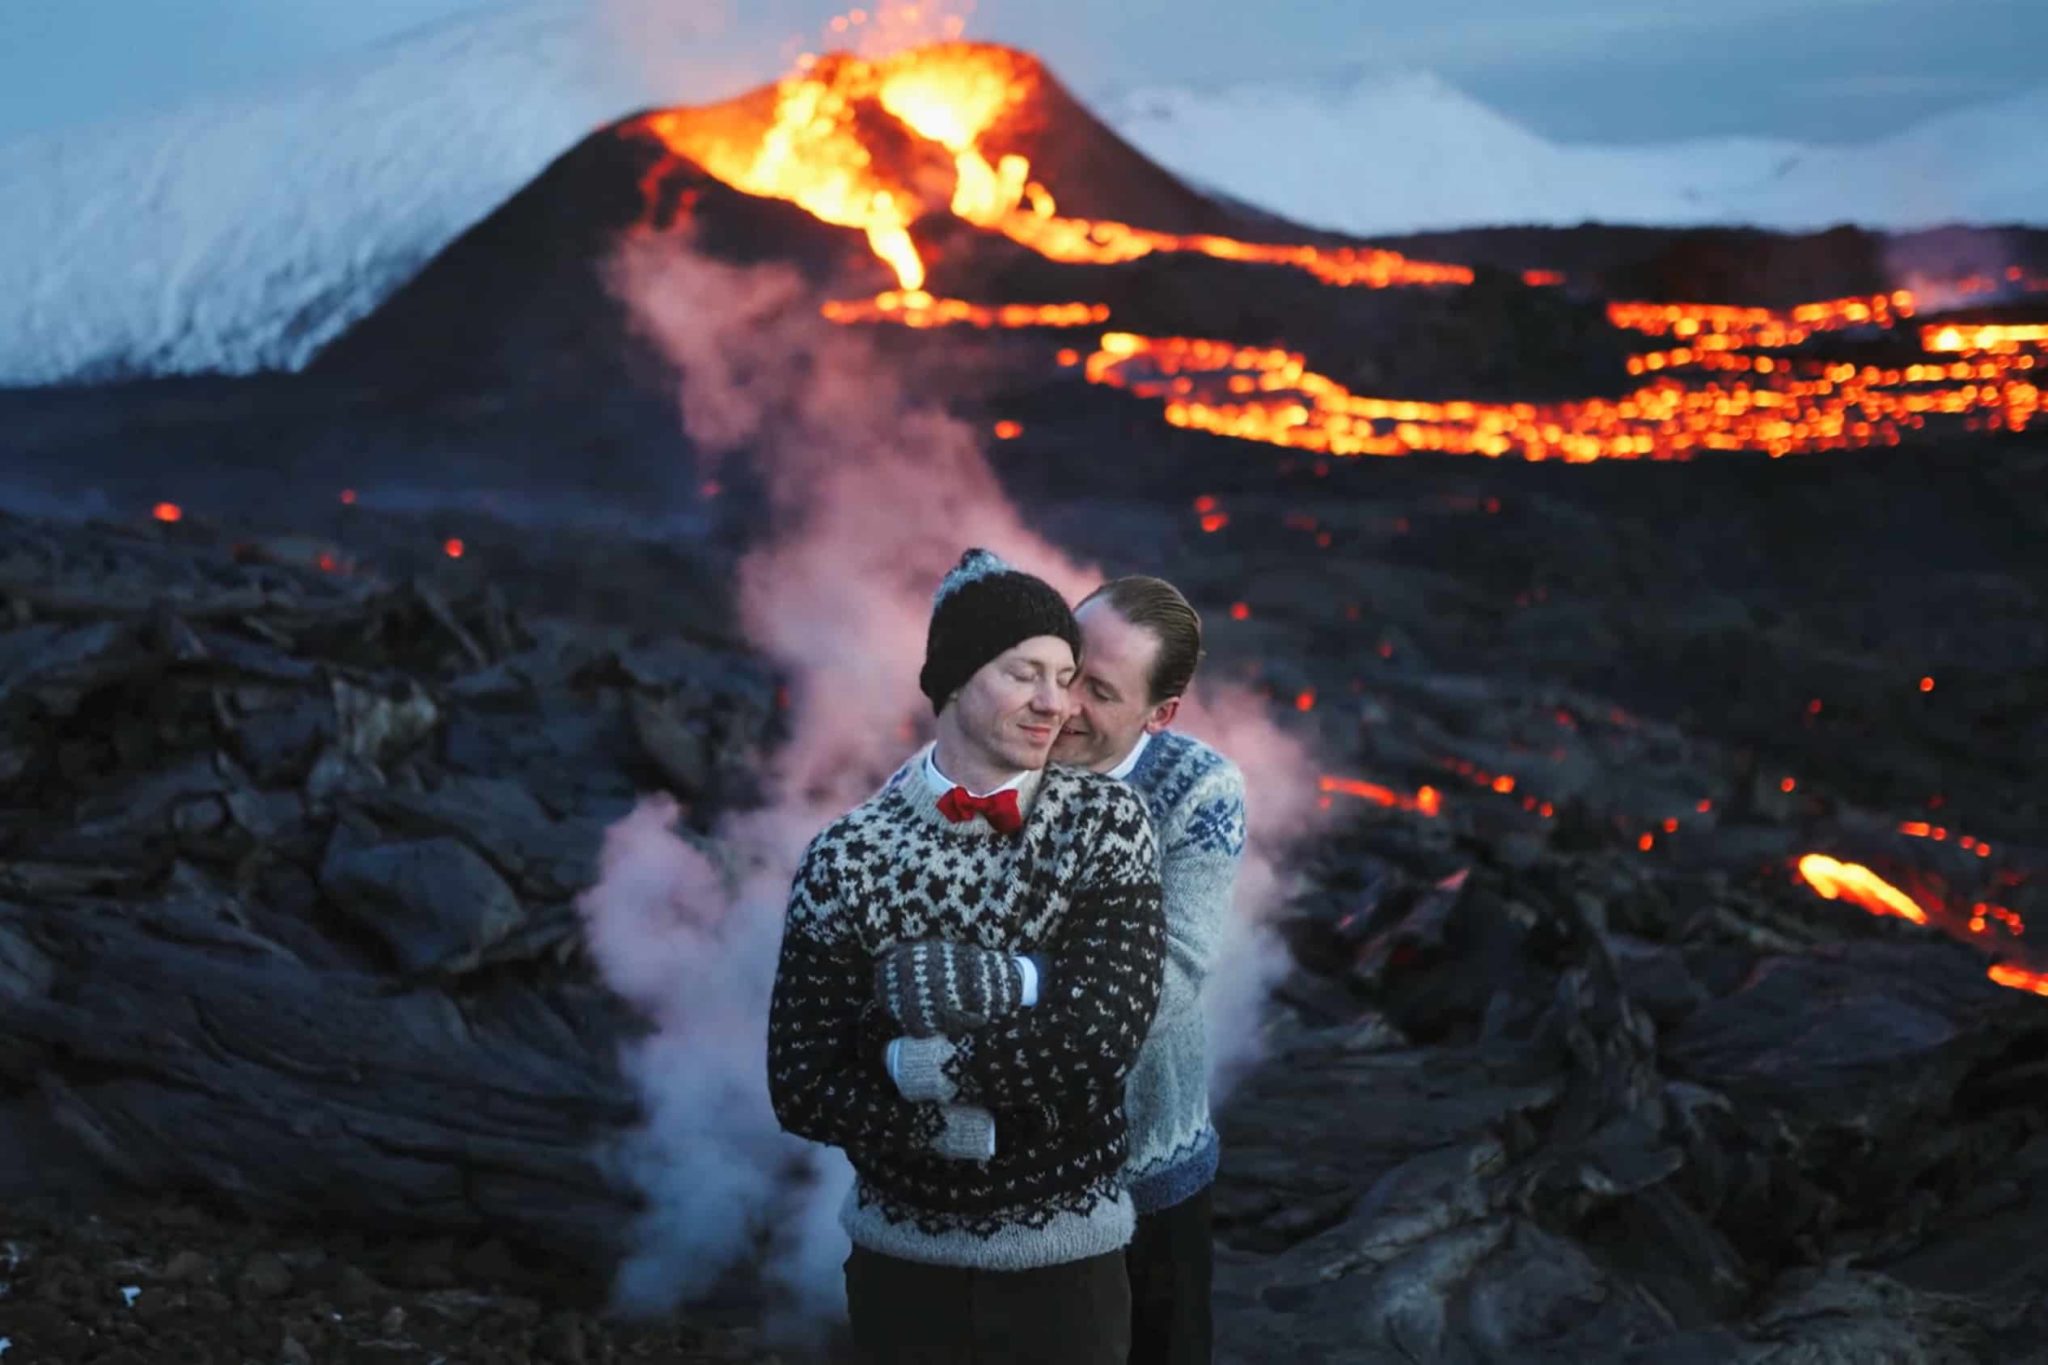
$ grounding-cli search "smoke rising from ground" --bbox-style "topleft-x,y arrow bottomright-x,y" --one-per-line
574,233 -> 1326,1325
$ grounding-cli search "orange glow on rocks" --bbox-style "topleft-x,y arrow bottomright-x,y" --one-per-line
443,538 -> 465,559
152,502 -> 183,524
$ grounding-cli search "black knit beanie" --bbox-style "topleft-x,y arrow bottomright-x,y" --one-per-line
918,549 -> 1081,714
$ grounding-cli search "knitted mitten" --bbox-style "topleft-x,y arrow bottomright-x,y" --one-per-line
889,1035 -> 959,1102
874,939 -> 1024,1037
931,1104 -> 996,1162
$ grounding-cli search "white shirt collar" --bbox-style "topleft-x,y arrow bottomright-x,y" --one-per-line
923,745 -> 1030,799
1105,729 -> 1153,782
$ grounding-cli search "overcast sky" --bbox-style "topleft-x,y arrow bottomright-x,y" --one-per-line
2,0 -> 2040,144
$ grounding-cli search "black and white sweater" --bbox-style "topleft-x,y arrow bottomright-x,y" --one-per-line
767,764 -> 1165,1270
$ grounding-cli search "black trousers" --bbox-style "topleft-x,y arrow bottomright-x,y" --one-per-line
1125,1186 -> 1213,1365
845,1245 -> 1131,1364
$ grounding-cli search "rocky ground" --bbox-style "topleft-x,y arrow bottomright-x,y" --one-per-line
3,414 -> 2045,1360
1,1193 -> 777,1364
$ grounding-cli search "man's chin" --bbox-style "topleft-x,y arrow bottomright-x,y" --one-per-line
1008,735 -> 1057,768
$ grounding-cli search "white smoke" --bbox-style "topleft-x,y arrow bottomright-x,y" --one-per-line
575,231 -> 1328,1327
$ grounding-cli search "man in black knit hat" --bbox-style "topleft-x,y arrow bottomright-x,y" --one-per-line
768,548 -> 1166,1364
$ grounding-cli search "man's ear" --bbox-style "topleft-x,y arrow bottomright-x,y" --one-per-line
1143,695 -> 1181,734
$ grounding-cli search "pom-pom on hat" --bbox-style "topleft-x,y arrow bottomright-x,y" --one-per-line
918,549 -> 1081,714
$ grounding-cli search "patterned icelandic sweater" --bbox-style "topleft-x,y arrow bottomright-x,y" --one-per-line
767,764 -> 1164,1270
884,734 -> 1248,1214
1115,730 -> 1246,1215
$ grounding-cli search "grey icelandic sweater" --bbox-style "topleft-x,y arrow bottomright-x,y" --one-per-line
884,733 -> 1247,1216
767,764 -> 1164,1270
1112,730 -> 1246,1215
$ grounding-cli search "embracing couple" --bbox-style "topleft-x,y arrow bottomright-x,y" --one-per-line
768,549 -> 1247,1363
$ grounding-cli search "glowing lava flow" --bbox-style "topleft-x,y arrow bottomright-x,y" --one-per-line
1989,963 -> 2048,996
638,54 -> 931,290
820,291 -> 1109,328
1082,295 -> 2043,460
868,44 -> 1472,287
1925,323 -> 2048,353
1318,775 -> 1442,816
1796,853 -> 1929,924
630,41 -> 1469,307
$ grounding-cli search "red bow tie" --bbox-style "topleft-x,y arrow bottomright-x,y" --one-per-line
936,785 -> 1024,835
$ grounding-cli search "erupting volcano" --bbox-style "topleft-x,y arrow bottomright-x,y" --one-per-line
614,36 -> 2046,468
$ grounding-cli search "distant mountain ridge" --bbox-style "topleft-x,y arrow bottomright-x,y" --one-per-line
1105,70 -> 2048,238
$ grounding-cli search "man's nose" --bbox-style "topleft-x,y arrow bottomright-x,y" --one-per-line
1032,679 -> 1065,713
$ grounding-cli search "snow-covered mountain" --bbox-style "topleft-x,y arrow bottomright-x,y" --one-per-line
1105,70 -> 2048,239
0,5 -> 648,388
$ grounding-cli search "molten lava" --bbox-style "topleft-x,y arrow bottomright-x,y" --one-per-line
820,290 -> 1109,328
1989,963 -> 2048,996
630,41 -> 1469,307
1318,775 -> 1442,816
1083,291 -> 2042,461
637,53 -> 935,290
1796,853 -> 1929,924
1924,323 -> 2048,353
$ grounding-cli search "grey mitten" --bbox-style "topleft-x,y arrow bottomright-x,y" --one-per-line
874,939 -> 1024,1037
931,1105 -> 996,1162
889,1035 -> 959,1102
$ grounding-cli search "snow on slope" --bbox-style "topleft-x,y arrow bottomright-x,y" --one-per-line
1106,71 -> 2048,238
0,5 -> 645,387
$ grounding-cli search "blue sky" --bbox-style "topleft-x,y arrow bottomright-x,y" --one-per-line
3,0 -> 2041,144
